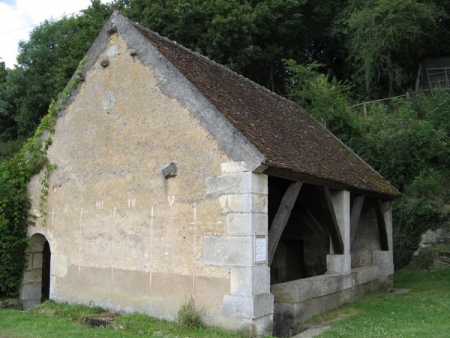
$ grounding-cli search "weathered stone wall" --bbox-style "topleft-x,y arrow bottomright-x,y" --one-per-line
27,34 -> 235,323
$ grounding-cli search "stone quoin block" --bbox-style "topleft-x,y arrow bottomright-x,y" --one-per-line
203,236 -> 253,266
219,194 -> 267,214
206,171 -> 267,196
231,265 -> 271,296
221,162 -> 250,173
223,293 -> 274,318
226,213 -> 268,236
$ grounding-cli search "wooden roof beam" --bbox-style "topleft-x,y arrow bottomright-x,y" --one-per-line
350,195 -> 365,245
374,198 -> 389,251
318,187 -> 344,254
268,181 -> 303,265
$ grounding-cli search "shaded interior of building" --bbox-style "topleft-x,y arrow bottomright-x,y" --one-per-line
268,176 -> 389,285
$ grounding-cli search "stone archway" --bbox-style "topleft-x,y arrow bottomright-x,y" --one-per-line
20,233 -> 51,309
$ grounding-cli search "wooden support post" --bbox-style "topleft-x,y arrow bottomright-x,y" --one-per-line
350,195 -> 365,245
374,199 -> 389,251
268,182 -> 302,265
318,187 -> 344,254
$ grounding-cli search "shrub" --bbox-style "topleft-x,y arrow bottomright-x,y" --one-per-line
178,298 -> 201,329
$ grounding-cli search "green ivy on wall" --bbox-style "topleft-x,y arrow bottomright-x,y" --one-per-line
0,60 -> 84,297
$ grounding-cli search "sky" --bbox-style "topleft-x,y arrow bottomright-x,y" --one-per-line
0,0 -> 109,68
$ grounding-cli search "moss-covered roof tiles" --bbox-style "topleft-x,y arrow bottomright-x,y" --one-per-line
133,21 -> 400,198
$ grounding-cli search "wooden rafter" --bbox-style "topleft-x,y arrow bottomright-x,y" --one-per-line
268,181 -> 303,265
318,187 -> 344,254
374,198 -> 389,251
350,195 -> 365,245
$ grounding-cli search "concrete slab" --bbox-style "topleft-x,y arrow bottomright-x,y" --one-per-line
293,326 -> 330,338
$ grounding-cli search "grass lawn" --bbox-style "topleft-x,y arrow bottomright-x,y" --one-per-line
0,301 -> 245,338
304,267 -> 450,337
1,267 -> 449,337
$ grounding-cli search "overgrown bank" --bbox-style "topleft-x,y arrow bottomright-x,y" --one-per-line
0,65 -> 84,297
286,61 -> 450,269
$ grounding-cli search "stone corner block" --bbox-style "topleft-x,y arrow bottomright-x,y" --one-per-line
219,194 -> 267,214
223,293 -> 273,319
227,213 -> 268,236
231,265 -> 271,296
249,313 -> 274,337
206,172 -> 268,196
221,162 -> 250,173
203,236 -> 253,266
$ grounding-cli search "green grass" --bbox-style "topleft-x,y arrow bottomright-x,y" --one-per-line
0,301 -> 245,338
1,268 -> 449,337
303,267 -> 450,337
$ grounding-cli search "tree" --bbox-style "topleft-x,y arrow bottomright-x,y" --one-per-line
284,59 -> 360,144
338,0 -> 446,98
0,0 -> 113,159
122,0 -> 346,93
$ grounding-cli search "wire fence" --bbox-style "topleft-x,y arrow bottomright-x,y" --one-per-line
350,87 -> 450,116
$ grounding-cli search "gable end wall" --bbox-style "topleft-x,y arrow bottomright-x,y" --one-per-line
25,29 -> 270,335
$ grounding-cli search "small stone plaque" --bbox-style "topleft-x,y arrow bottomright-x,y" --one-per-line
255,234 -> 267,264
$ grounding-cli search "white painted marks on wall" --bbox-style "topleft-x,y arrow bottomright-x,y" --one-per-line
149,205 -> 155,295
128,198 -> 137,207
168,196 -> 175,206
50,208 -> 56,228
192,202 -> 197,224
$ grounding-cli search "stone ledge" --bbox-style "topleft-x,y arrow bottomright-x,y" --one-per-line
221,162 -> 250,173
272,266 -> 380,304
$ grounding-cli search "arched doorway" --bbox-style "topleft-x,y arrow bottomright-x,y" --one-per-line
41,240 -> 51,301
20,233 -> 51,309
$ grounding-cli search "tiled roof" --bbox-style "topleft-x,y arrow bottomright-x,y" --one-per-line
133,22 -> 400,198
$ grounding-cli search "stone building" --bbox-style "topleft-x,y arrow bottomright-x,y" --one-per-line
21,12 -> 400,337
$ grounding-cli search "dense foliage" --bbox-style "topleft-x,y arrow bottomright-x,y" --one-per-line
286,64 -> 450,268
1,0 -> 450,294
0,1 -> 108,297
